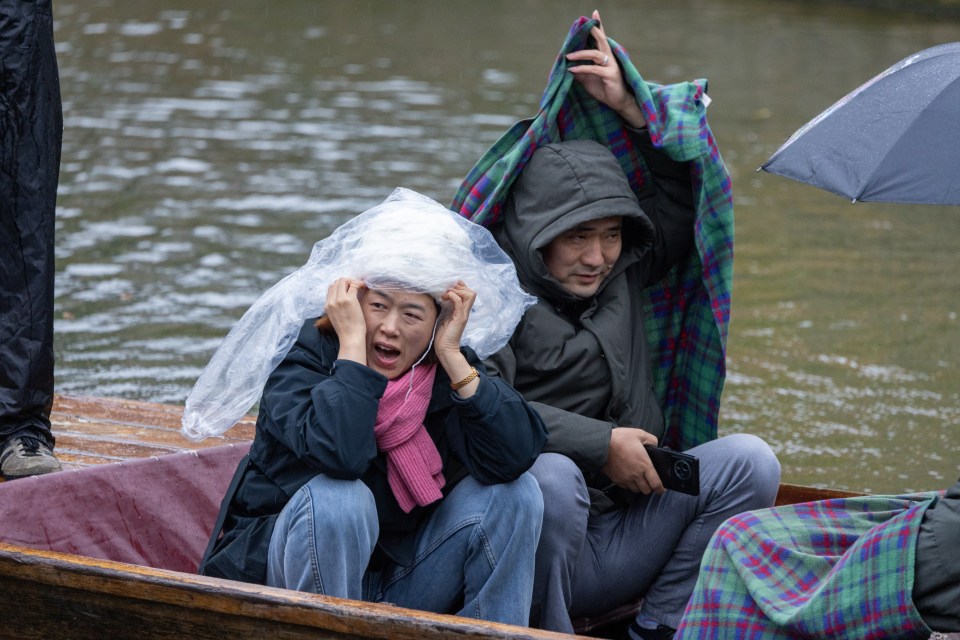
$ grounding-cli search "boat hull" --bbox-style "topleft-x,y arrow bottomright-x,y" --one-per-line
0,542 -> 567,640
0,396 -> 875,639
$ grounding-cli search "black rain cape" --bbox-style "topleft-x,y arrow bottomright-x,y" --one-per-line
0,0 -> 62,440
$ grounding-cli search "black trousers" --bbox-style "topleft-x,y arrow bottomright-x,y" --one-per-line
0,0 -> 62,443
914,477 -> 960,633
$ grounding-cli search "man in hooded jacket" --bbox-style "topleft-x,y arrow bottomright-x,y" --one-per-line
486,133 -> 781,640
482,18 -> 781,638
0,0 -> 63,478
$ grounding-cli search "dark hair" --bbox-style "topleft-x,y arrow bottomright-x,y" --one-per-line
314,315 -> 335,334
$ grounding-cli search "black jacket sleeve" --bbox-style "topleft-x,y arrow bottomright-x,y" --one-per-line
443,360 -> 548,484
633,129 -> 697,286
484,344 -> 609,474
913,478 -> 960,631
257,326 -> 387,480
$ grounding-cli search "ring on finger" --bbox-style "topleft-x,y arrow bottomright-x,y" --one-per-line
600,54 -> 609,66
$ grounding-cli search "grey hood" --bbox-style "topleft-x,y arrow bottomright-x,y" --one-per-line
496,138 -> 656,303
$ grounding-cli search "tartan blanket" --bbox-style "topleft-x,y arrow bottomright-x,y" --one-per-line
676,493 -> 940,639
451,16 -> 734,451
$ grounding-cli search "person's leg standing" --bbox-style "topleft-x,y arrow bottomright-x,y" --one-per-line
266,475 -> 379,599
568,434 -> 781,634
0,0 -> 63,478
373,473 -> 543,626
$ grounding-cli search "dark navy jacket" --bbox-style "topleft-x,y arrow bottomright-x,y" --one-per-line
200,319 -> 547,584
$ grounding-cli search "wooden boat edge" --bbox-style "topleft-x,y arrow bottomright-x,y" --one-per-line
0,541 -> 570,640
0,480 -> 865,640
775,481 -> 864,505
0,395 -> 874,639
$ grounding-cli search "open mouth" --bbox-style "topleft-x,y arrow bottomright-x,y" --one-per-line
373,343 -> 401,367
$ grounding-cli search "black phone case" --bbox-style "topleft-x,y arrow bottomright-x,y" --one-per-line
644,445 -> 700,496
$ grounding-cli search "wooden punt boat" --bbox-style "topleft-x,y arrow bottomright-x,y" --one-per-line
0,395 -> 862,640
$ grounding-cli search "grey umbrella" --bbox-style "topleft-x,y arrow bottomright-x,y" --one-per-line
761,42 -> 960,206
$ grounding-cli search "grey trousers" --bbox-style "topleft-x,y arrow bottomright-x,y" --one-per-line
529,433 -> 781,632
914,477 -> 960,633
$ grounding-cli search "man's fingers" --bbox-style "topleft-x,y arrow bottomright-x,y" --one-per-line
646,468 -> 665,494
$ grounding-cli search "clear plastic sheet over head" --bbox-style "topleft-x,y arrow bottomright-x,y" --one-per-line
181,188 -> 536,440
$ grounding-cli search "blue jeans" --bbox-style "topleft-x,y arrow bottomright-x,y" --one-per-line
265,472 -> 543,626
530,434 -> 781,632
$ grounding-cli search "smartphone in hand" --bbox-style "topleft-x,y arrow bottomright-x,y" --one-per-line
645,445 -> 700,496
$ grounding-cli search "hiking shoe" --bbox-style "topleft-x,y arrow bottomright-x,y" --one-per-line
0,434 -> 62,479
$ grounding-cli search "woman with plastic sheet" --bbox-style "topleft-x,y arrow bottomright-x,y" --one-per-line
185,189 -> 547,626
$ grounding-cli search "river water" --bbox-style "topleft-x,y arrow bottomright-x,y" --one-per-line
50,0 -> 960,493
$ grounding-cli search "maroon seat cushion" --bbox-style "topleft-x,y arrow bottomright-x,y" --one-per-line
0,443 -> 249,573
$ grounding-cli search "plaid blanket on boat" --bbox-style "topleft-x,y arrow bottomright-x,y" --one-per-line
676,493 -> 940,639
451,16 -> 734,451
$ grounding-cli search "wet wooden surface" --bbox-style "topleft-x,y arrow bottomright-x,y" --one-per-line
0,542 -> 572,640
49,394 -> 255,471
775,482 -> 863,505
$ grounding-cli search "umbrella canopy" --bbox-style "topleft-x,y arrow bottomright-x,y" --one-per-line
761,42 -> 960,206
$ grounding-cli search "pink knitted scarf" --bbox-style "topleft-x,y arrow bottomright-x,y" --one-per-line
374,364 -> 445,513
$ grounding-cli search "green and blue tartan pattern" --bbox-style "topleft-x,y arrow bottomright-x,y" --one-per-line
451,16 -> 734,450
676,493 -> 938,639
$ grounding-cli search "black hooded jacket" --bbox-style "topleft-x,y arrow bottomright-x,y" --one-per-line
484,132 -> 695,514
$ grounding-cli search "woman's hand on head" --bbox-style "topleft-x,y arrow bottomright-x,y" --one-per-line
564,10 -> 647,130
325,277 -> 367,364
434,282 -> 479,396
435,281 -> 476,357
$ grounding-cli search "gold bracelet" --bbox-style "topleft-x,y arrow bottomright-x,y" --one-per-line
451,367 -> 479,391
